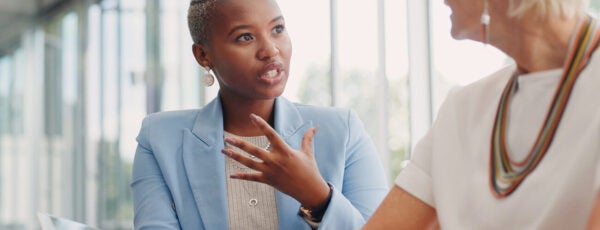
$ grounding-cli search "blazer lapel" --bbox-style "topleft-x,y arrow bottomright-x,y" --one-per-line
182,98 -> 229,229
273,97 -> 313,229
182,97 -> 313,229
274,97 -> 311,144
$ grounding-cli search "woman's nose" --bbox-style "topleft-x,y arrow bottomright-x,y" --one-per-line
257,39 -> 280,61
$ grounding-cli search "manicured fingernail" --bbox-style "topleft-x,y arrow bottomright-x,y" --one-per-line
249,114 -> 260,122
224,137 -> 237,145
221,149 -> 231,156
313,126 -> 320,134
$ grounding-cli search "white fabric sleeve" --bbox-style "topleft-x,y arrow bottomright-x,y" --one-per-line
394,128 -> 435,207
394,86 -> 462,208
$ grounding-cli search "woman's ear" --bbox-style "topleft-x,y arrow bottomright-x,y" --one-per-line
192,44 -> 211,68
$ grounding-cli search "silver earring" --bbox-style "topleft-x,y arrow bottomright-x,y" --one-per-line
480,0 -> 490,44
202,66 -> 215,87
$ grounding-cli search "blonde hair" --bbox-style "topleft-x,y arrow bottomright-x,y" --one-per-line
508,0 -> 589,19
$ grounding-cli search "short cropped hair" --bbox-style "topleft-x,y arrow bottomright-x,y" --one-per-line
508,0 -> 589,19
188,0 -> 218,44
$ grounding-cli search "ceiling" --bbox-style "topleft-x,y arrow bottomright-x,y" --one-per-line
0,0 -> 68,54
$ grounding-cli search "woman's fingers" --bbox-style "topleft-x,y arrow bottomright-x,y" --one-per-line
224,137 -> 268,160
301,127 -> 319,155
230,172 -> 265,183
249,114 -> 289,152
221,148 -> 264,171
222,121 -> 328,205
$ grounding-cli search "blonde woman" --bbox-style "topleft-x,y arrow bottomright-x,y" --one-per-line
365,0 -> 600,229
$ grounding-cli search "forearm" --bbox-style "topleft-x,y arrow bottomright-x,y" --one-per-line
364,186 -> 438,230
588,191 -> 600,229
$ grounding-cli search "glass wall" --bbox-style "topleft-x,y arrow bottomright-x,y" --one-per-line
0,0 -> 409,228
2,0 -> 599,229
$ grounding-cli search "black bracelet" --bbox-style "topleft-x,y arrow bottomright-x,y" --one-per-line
298,183 -> 333,222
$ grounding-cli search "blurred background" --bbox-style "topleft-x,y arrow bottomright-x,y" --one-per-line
1,0 -> 600,229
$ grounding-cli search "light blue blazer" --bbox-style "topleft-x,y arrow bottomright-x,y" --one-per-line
131,97 -> 388,230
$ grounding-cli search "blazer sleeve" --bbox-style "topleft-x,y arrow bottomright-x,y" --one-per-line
131,116 -> 181,230
318,110 -> 389,229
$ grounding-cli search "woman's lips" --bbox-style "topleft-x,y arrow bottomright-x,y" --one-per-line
259,63 -> 285,85
265,69 -> 278,78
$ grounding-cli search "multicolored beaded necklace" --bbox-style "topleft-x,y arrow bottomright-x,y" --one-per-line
489,16 -> 600,198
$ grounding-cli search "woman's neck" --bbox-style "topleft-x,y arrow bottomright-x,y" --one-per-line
489,13 -> 582,74
220,93 -> 276,136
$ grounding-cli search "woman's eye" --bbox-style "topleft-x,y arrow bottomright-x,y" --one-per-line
236,33 -> 254,42
273,25 -> 285,34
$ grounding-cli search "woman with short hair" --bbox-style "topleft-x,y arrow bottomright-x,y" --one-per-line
131,0 -> 388,229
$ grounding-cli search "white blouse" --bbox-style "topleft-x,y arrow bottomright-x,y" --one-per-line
396,51 -> 600,229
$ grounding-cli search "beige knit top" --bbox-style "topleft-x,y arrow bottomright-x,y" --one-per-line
224,132 -> 279,230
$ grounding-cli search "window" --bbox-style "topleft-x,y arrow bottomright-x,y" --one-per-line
1,1 -> 410,227
429,0 -> 508,115
6,0 -> 600,229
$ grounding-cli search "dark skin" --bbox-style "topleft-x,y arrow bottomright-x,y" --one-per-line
191,0 -> 330,210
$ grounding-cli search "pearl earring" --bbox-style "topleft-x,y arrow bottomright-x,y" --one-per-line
480,0 -> 490,44
202,66 -> 215,87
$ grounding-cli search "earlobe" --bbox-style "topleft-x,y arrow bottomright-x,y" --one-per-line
192,44 -> 211,68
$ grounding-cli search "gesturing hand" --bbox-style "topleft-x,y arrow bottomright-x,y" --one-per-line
221,114 -> 331,209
